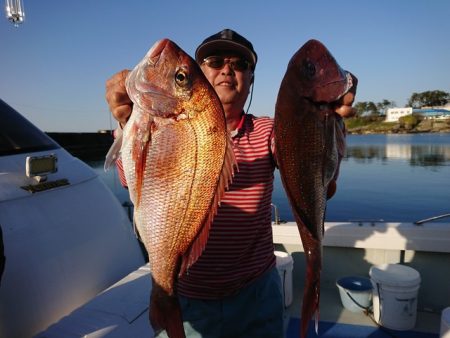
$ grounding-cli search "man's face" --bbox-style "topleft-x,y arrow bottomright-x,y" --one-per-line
200,53 -> 253,114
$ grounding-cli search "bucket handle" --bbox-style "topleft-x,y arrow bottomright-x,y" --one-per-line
282,269 -> 288,309
345,290 -> 371,312
376,282 -> 381,322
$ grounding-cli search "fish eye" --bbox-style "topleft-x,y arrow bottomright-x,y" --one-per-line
175,69 -> 189,87
303,61 -> 316,78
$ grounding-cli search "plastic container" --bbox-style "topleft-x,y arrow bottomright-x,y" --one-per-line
275,251 -> 294,335
336,276 -> 373,313
274,251 -> 294,308
370,264 -> 421,331
441,307 -> 450,338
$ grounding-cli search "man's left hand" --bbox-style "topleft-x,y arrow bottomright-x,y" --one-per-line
334,72 -> 358,118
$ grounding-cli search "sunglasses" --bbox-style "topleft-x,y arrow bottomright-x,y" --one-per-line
202,56 -> 252,72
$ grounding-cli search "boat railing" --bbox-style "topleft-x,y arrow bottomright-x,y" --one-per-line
414,213 -> 450,225
271,203 -> 288,225
272,221 -> 450,254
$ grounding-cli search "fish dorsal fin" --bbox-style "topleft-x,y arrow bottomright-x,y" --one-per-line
178,136 -> 237,277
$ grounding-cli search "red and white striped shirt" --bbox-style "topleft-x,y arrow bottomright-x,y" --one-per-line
117,114 -> 277,299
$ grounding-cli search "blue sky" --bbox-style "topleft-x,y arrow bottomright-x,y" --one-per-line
1,0 -> 449,132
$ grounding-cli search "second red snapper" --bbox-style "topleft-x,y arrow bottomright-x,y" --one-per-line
105,39 -> 236,338
274,39 -> 357,338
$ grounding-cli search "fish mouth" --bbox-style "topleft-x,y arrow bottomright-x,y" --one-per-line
126,39 -> 179,116
149,39 -> 170,61
313,72 -> 353,102
135,39 -> 174,97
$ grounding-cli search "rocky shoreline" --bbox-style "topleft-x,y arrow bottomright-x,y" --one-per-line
346,118 -> 450,135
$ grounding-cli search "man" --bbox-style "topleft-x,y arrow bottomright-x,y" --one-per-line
105,28 -> 355,338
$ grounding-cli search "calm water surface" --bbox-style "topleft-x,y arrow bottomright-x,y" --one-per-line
88,133 -> 450,223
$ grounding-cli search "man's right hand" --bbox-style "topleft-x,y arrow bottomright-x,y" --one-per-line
105,69 -> 132,127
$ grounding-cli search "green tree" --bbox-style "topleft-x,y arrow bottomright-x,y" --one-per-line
407,90 -> 450,108
376,99 -> 395,116
353,102 -> 368,116
353,99 -> 395,116
366,101 -> 378,116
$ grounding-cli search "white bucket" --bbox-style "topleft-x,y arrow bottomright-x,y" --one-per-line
370,264 -> 421,331
441,307 -> 450,338
336,276 -> 372,313
275,251 -> 294,308
275,251 -> 294,335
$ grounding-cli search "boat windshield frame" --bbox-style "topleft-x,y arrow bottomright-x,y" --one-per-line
0,99 -> 59,156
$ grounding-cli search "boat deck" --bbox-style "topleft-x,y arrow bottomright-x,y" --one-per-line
35,262 -> 441,338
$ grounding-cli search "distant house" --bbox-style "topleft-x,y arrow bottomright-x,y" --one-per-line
415,108 -> 450,120
385,105 -> 450,122
385,107 -> 413,122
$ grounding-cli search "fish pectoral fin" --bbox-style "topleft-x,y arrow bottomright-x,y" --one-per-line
335,116 -> 346,160
132,121 -> 153,207
104,128 -> 123,171
323,115 -> 346,188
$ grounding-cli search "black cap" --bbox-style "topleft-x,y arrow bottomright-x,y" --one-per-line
195,29 -> 257,69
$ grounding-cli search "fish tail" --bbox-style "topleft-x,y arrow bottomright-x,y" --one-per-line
315,309 -> 320,335
299,228 -> 322,338
149,282 -> 186,338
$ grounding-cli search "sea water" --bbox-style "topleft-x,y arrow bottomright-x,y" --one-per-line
87,133 -> 450,223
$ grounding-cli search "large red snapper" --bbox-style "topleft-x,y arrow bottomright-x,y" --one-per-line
105,39 -> 235,338
274,39 -> 357,338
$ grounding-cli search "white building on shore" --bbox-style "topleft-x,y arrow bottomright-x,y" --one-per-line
385,104 -> 450,122
385,107 -> 413,122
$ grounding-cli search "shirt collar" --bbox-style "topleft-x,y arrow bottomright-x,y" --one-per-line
230,112 -> 246,138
